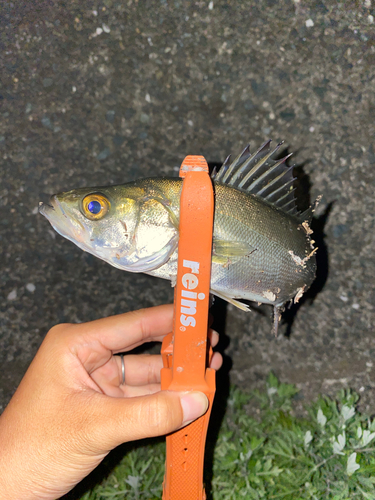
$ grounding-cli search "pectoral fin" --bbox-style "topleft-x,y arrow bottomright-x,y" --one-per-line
212,238 -> 255,264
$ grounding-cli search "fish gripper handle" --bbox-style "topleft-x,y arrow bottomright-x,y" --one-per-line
161,155 -> 216,500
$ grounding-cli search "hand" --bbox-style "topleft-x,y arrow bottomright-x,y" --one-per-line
0,304 -> 222,500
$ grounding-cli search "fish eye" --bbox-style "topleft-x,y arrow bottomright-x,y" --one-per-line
82,193 -> 110,220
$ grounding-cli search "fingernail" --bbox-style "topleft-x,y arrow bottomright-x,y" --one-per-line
210,329 -> 219,347
180,392 -> 209,425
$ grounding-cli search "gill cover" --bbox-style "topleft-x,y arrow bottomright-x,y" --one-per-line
116,195 -> 179,273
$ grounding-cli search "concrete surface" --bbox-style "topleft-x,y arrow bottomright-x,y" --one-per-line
1,0 -> 375,418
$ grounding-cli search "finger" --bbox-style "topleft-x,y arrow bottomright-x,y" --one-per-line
124,328 -> 219,353
113,338 -> 220,387
210,352 -> 223,371
208,329 -> 219,348
116,350 -> 222,386
92,346 -> 222,396
114,354 -> 163,386
91,352 -> 221,397
89,390 -> 209,449
89,354 -> 162,395
121,383 -> 161,397
67,304 -> 173,354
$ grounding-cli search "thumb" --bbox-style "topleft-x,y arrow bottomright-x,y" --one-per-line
91,391 -> 209,451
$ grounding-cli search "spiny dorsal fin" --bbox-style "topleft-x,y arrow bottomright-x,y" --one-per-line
221,145 -> 251,183
213,140 -> 311,221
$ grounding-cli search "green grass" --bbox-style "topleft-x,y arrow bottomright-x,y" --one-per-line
79,374 -> 375,500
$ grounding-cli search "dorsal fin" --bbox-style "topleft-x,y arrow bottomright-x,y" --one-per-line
212,140 -> 312,221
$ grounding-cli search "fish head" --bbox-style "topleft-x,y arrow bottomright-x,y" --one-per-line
39,185 -> 142,267
39,182 -> 179,273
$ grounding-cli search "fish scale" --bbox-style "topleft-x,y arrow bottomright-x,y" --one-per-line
39,141 -> 318,334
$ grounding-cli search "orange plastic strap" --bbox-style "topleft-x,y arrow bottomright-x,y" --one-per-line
161,155 -> 215,500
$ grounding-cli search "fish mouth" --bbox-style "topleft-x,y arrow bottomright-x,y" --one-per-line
38,194 -> 88,246
38,195 -> 66,220
38,195 -> 68,231
38,200 -> 55,217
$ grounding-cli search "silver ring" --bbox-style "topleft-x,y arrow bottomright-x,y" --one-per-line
120,354 -> 125,385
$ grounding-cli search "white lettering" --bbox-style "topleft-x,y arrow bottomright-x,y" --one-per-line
182,273 -> 198,290
183,260 -> 200,274
181,290 -> 197,299
181,299 -> 197,315
179,260 -> 201,329
180,314 -> 196,327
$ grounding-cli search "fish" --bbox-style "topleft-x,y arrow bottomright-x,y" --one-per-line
39,140 -> 319,334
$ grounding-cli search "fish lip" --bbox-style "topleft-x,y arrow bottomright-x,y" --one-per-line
38,195 -> 67,219
39,194 -> 88,245
38,195 -> 66,223
38,201 -> 54,214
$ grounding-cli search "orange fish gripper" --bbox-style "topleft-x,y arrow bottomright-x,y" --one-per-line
161,155 -> 216,500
